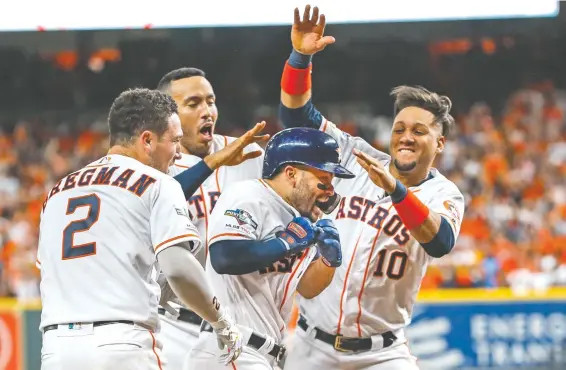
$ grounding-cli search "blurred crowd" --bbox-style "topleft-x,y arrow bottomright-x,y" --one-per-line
2,81 -> 566,301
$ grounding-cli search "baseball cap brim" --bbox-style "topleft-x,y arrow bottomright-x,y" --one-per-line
317,162 -> 356,179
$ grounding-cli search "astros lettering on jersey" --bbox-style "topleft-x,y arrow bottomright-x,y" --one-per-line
298,118 -> 465,337
37,154 -> 200,331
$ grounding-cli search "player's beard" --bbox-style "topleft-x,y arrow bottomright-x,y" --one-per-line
289,178 -> 318,218
393,158 -> 417,172
148,156 -> 167,173
182,136 -> 212,159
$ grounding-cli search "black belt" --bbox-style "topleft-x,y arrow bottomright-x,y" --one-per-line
158,307 -> 203,326
297,315 -> 397,352
43,320 -> 134,333
200,321 -> 286,361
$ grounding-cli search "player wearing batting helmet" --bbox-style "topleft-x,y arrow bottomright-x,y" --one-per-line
184,127 -> 354,370
278,6 -> 465,370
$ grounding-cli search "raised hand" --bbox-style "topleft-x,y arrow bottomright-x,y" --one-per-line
204,121 -> 270,169
291,5 -> 335,55
353,149 -> 397,193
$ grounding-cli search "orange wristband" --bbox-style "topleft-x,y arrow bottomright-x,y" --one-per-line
393,191 -> 430,230
281,62 -> 312,95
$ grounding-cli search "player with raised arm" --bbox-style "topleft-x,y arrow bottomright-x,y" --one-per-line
153,67 -> 271,369
37,88 -> 243,370
278,6 -> 466,369
185,127 -> 354,370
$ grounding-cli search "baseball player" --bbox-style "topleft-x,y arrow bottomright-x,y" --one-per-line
185,127 -> 355,370
155,67 -> 268,370
278,6 -> 466,369
37,88 -> 243,370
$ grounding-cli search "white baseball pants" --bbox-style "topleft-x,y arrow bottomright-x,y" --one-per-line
41,322 -> 164,370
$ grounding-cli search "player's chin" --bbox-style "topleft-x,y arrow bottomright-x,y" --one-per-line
192,142 -> 212,158
393,158 -> 417,173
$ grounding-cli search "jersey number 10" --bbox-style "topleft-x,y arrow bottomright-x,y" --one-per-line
373,249 -> 408,279
62,194 -> 101,260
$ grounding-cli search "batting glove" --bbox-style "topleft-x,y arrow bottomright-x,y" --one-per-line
315,219 -> 342,267
276,216 -> 318,255
209,308 -> 243,365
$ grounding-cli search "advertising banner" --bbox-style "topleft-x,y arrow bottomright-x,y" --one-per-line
0,310 -> 22,370
408,290 -> 566,369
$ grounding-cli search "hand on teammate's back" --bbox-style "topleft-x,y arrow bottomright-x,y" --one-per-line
204,121 -> 270,169
314,219 -> 342,267
291,5 -> 335,55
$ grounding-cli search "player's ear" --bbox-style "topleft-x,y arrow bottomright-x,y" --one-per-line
436,135 -> 445,154
140,131 -> 153,149
285,165 -> 298,187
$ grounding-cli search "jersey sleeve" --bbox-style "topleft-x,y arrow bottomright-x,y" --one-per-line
426,184 -> 466,239
207,185 -> 264,245
151,177 -> 202,255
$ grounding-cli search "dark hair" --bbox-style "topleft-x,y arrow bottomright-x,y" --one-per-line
391,85 -> 455,136
157,67 -> 206,92
108,88 -> 178,146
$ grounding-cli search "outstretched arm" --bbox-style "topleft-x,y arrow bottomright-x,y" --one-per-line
173,121 -> 269,200
279,6 -> 335,128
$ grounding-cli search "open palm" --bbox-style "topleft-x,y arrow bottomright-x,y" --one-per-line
291,5 -> 335,55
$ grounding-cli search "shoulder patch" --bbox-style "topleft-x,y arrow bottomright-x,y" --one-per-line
224,209 -> 258,230
443,200 -> 461,223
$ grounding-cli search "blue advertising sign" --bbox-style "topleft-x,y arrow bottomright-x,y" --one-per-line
407,301 -> 566,369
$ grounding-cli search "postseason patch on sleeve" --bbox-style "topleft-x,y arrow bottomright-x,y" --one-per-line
224,209 -> 258,230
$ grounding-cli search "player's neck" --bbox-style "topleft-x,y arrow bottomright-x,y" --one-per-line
263,179 -> 294,207
389,163 -> 430,188
107,146 -> 146,165
180,145 -> 207,159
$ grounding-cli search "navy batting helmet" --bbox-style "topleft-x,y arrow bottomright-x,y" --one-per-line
262,128 -> 355,179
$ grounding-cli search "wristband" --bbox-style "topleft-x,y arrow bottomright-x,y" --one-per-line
392,181 -> 429,230
281,62 -> 312,95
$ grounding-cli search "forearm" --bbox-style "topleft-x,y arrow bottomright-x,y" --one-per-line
390,181 -> 455,258
297,259 -> 335,299
408,209 -> 442,243
279,49 -> 328,129
157,245 -> 221,323
173,160 -> 213,200
209,238 -> 291,275
280,49 -> 318,115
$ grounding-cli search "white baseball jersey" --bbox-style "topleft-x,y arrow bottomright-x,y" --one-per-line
206,179 -> 318,342
37,154 -> 200,331
167,134 -> 264,260
299,119 -> 465,337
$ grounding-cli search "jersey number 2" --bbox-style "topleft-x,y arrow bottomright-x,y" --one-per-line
62,194 -> 101,260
